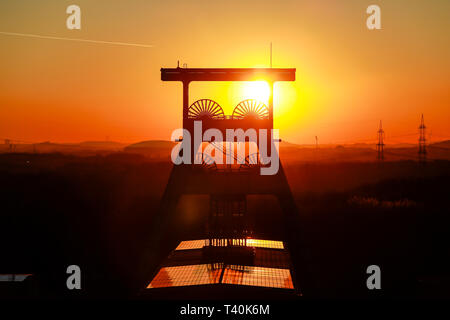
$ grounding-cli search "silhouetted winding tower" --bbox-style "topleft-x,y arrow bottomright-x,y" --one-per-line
142,66 -> 303,298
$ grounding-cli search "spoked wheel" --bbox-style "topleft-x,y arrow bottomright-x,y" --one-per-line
188,99 -> 225,120
232,99 -> 269,120
195,153 -> 217,171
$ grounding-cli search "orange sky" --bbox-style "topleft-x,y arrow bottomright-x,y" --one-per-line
0,0 -> 449,144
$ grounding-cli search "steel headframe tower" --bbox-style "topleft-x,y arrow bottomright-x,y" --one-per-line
376,120 -> 385,161
418,114 -> 427,164
142,66 -> 303,292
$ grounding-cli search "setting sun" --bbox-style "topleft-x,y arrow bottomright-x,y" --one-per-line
243,81 -> 271,103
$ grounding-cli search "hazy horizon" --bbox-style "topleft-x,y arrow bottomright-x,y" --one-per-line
3,137 -> 450,147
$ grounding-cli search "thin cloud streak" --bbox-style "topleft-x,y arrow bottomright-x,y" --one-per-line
0,31 -> 154,48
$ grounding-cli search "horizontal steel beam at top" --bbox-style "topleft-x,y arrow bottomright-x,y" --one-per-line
161,68 -> 296,82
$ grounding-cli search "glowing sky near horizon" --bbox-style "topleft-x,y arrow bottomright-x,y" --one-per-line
0,0 -> 449,144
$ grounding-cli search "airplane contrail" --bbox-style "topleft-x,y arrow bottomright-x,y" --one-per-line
0,31 -> 154,48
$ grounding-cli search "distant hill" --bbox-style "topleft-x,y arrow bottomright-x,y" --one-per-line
78,141 -> 125,150
0,140 -> 125,154
125,140 -> 175,150
2,139 -> 450,162
33,141 -> 125,153
431,140 -> 450,148
123,140 -> 175,159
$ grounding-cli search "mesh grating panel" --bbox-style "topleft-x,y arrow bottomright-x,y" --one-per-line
175,240 -> 206,250
147,264 -> 222,288
222,265 -> 293,289
246,239 -> 284,249
175,239 -> 284,251
148,264 -> 294,290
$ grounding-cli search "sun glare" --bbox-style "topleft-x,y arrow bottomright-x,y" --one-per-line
243,81 -> 271,103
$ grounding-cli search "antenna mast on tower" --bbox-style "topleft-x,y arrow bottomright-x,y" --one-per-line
270,42 -> 273,68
